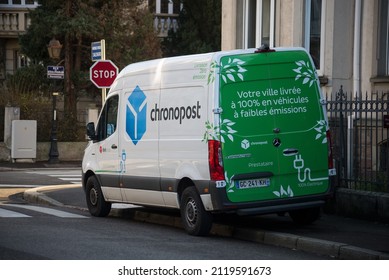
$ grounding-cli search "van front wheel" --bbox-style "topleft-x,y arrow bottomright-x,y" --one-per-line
180,187 -> 213,236
85,175 -> 111,217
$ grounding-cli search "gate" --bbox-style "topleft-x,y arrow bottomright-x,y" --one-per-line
326,86 -> 389,192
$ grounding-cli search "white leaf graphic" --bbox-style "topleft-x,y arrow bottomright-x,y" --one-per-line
237,66 -> 247,72
287,186 -> 294,197
293,60 -> 316,87
293,67 -> 302,74
227,74 -> 235,82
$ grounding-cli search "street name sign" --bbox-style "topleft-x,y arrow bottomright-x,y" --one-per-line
91,41 -> 102,61
47,66 -> 64,79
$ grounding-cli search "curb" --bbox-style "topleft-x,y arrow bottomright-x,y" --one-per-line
23,185 -> 82,209
23,186 -> 389,260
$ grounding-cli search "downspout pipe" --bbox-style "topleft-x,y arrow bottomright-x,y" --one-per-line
353,0 -> 362,102
348,0 -> 362,180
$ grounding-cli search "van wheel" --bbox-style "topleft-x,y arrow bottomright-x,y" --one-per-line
85,175 -> 111,217
289,207 -> 321,225
180,187 -> 213,236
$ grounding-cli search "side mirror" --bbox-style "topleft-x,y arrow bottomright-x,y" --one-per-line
86,122 -> 97,141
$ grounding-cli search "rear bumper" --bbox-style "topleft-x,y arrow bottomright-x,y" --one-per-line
236,200 -> 325,216
209,181 -> 333,215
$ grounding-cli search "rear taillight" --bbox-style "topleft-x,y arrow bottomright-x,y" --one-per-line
208,140 -> 225,181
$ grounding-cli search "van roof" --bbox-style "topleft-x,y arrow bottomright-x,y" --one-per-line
109,47 -> 309,93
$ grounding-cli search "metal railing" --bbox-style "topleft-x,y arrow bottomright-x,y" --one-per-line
0,4 -> 37,37
326,87 -> 389,192
153,13 -> 179,38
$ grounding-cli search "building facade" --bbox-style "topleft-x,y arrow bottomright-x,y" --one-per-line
0,0 -> 180,81
222,0 -> 389,97
151,0 -> 182,38
0,0 -> 38,80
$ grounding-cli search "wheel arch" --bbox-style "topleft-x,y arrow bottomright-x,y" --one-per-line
176,177 -> 213,211
177,177 -> 197,205
83,170 -> 97,191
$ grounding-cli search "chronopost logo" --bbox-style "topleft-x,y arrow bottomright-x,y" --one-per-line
241,139 -> 250,150
126,86 -> 147,145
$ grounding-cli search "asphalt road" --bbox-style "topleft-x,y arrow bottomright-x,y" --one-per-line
0,198 -> 327,260
25,186 -> 389,259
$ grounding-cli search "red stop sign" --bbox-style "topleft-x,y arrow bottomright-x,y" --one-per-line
90,60 -> 119,88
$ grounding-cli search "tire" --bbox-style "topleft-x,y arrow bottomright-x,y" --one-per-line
180,187 -> 213,236
85,175 -> 111,217
289,206 -> 321,225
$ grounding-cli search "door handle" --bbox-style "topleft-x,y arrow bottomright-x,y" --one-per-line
283,148 -> 299,156
111,144 -> 118,149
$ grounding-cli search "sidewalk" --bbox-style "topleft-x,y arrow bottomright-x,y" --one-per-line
2,160 -> 389,260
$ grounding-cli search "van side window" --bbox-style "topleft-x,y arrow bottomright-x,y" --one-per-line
96,95 -> 119,141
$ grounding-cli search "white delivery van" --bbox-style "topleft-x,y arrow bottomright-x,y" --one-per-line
82,46 -> 336,235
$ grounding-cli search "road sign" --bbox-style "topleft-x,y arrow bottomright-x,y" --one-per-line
90,60 -> 118,88
91,41 -> 102,61
47,66 -> 64,79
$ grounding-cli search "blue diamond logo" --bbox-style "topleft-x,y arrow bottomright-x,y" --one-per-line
126,86 -> 147,145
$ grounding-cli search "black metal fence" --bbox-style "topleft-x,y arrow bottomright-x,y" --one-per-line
326,87 -> 389,192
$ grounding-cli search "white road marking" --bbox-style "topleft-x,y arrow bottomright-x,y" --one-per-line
2,204 -> 88,218
0,207 -> 31,218
25,170 -> 82,185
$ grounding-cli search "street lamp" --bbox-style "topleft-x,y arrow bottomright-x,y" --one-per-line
47,37 -> 62,164
47,38 -> 62,60
48,92 -> 59,164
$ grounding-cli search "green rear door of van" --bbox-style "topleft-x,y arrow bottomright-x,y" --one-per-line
219,49 -> 330,203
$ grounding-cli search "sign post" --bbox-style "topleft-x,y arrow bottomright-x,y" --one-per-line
91,39 -> 109,104
46,67 -> 63,164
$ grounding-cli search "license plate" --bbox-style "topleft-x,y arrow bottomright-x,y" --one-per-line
236,178 -> 270,189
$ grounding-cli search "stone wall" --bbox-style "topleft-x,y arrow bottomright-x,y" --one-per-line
325,188 -> 389,223
0,141 -> 87,162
